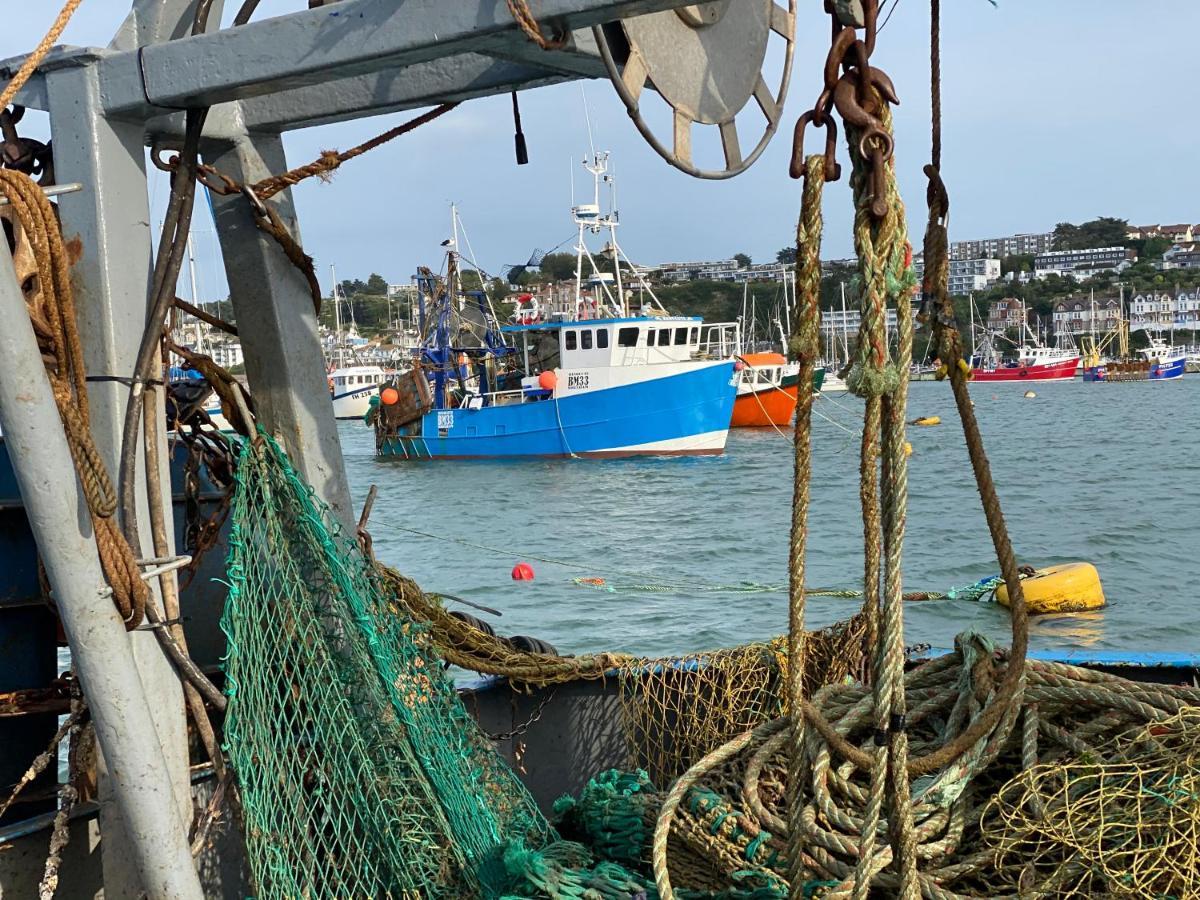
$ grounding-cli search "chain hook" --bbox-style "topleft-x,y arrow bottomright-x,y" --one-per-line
790,111 -> 841,183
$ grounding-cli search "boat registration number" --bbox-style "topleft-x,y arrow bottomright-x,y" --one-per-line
567,373 -> 589,390
437,410 -> 454,432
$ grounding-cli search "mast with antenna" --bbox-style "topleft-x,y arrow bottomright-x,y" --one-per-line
330,263 -> 342,368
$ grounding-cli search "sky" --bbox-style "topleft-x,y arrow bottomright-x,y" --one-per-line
3,1 -> 1198,300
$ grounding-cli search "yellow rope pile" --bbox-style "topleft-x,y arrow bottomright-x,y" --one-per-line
646,637 -> 1200,899
984,706 -> 1200,899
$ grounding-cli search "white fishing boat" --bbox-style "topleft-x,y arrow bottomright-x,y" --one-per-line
326,267 -> 391,419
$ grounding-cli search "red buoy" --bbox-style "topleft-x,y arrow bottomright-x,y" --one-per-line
511,562 -> 535,581
380,387 -> 400,405
538,370 -> 557,391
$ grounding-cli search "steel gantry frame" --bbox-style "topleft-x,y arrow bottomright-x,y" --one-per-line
0,1 -> 708,896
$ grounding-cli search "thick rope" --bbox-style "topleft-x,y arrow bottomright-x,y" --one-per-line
249,102 -> 458,201
0,169 -> 149,627
506,0 -> 568,50
0,0 -> 83,112
785,154 -> 825,900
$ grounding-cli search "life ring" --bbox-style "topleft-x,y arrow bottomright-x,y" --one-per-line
516,295 -> 540,325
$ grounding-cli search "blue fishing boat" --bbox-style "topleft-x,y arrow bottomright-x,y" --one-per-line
372,161 -> 740,459
374,303 -> 738,459
1082,337 -> 1187,382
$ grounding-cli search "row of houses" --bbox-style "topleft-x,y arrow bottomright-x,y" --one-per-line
653,258 -> 792,284
988,291 -> 1200,336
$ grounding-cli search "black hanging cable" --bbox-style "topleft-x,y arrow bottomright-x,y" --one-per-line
511,92 -> 529,165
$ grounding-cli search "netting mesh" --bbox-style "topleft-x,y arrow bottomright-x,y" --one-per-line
222,434 -> 552,897
387,571 -> 870,787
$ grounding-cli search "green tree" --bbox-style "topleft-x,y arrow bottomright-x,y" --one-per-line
1126,235 -> 1171,260
488,277 -> 510,301
538,252 -> 578,283
733,252 -> 752,268
776,246 -> 797,264
1000,254 -> 1034,276
365,272 -> 388,295
1053,217 -> 1128,250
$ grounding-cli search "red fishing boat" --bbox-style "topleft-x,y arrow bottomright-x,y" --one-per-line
970,352 -> 1080,383
969,304 -> 1079,383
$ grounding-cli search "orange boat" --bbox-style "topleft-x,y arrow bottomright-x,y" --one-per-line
731,352 -> 825,427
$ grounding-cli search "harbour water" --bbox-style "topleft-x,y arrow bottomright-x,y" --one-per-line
344,379 -> 1199,660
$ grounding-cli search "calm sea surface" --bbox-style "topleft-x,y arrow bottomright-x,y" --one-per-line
341,378 -> 1199,660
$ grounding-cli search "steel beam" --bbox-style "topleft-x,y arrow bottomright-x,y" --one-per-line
45,63 -> 193,898
203,131 -> 356,530
98,0 -> 690,116
0,243 -> 203,900
236,53 -> 572,133
110,0 -> 228,51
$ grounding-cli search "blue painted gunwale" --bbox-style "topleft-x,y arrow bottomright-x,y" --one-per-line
379,360 -> 735,459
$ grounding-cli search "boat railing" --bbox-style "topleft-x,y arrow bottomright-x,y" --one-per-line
697,321 -> 742,359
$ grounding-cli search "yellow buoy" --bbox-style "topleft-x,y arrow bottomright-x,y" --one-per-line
904,441 -> 913,457
1023,390 -> 1036,399
996,563 -> 1106,614
911,415 -> 940,426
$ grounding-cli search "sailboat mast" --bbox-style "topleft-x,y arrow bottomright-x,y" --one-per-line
783,268 -> 793,342
840,282 -> 849,363
330,263 -> 341,368
608,161 -> 624,314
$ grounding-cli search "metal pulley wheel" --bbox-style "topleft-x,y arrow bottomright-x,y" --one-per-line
593,0 -> 796,179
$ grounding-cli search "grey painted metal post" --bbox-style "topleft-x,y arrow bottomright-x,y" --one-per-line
204,131 -> 355,529
44,64 -> 193,896
0,243 -> 203,900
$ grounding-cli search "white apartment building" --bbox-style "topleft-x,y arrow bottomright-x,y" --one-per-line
210,340 -> 244,368
950,232 -> 1054,260
822,297 -> 921,339
655,259 -> 741,283
912,256 -> 1001,295
1033,247 -> 1135,280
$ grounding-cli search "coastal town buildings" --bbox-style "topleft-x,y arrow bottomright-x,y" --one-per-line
987,298 -> 1028,332
1051,297 -> 1122,335
1128,290 -> 1200,331
912,255 -> 1002,295
950,232 -> 1054,260
1033,246 -> 1135,280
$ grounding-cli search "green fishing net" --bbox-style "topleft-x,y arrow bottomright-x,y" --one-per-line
222,433 -> 556,897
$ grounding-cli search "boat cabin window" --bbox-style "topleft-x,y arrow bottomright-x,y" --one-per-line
657,330 -> 670,347
645,328 -> 655,346
690,327 -> 699,344
581,329 -> 593,350
674,327 -> 688,345
618,327 -> 638,347
565,330 -> 577,350
597,328 -> 609,349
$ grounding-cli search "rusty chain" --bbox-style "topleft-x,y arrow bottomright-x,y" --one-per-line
0,106 -> 54,183
790,0 -> 899,216
488,688 -> 557,742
